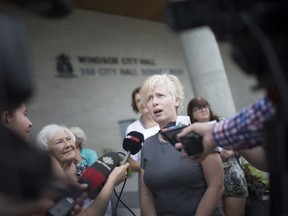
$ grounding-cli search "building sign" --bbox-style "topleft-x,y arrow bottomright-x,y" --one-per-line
56,53 -> 185,78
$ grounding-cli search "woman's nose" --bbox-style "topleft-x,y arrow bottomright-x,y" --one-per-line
152,98 -> 159,106
64,140 -> 72,148
28,119 -> 33,128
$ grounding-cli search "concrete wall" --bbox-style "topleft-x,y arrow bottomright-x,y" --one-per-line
1,4 -> 264,155
219,42 -> 265,111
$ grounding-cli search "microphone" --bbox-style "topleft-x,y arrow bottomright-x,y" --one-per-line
122,131 -> 144,165
79,152 -> 122,198
48,152 -> 122,216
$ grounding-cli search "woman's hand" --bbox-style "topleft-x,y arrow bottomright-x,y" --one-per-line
108,163 -> 130,186
220,149 -> 235,161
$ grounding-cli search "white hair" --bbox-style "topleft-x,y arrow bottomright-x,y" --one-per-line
69,126 -> 87,147
36,124 -> 76,152
140,73 -> 185,113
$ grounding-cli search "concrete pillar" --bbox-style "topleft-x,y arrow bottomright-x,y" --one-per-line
179,27 -> 236,117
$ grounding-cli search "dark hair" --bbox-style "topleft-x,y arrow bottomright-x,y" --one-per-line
187,97 -> 220,123
131,86 -> 141,113
0,103 -> 21,117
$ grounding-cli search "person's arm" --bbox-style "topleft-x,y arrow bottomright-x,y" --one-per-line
0,155 -> 87,216
140,168 -> 157,216
80,163 -> 129,216
0,194 -> 53,216
220,149 -> 236,161
128,155 -> 140,172
213,96 -> 275,150
238,146 -> 269,172
50,155 -> 67,179
195,153 -> 224,216
176,122 -> 217,162
50,155 -> 88,216
177,96 -> 275,162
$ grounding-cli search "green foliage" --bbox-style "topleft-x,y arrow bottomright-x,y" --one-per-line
242,162 -> 269,201
243,163 -> 269,187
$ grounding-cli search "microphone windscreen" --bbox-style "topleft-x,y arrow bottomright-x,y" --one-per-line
78,152 -> 121,191
78,169 -> 105,192
123,131 -> 144,154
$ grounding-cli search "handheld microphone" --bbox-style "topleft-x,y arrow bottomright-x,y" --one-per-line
48,152 -> 122,216
122,131 -> 144,165
79,152 -> 122,198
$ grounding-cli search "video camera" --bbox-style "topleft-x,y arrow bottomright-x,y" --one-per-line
166,0 -> 288,108
165,1 -> 288,215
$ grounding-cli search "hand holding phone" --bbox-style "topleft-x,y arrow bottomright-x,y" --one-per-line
160,125 -> 203,156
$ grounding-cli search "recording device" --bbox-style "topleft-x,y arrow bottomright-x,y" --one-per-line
48,152 -> 122,216
160,124 -> 203,156
166,0 -> 288,101
165,1 -> 288,215
5,0 -> 72,17
79,152 -> 122,198
122,131 -> 144,164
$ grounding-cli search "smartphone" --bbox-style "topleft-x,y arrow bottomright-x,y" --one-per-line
160,125 -> 187,144
160,125 -> 203,156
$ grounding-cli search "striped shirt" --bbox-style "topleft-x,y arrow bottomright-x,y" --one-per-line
213,96 -> 275,149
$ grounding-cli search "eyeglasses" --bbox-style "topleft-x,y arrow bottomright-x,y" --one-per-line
192,105 -> 209,113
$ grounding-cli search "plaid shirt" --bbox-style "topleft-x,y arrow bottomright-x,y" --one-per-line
213,96 -> 275,149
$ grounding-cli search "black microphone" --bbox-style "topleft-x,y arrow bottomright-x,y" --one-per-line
79,152 -> 122,199
122,131 -> 144,165
48,152 -> 122,216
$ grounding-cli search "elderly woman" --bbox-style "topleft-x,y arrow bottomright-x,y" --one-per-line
36,124 -> 129,216
69,126 -> 98,166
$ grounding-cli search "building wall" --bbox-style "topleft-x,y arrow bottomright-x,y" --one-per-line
2,4 -> 264,155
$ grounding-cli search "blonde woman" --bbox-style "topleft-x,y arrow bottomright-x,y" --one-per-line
139,74 -> 224,216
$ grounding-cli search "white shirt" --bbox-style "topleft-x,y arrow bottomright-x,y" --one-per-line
125,116 -> 191,162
